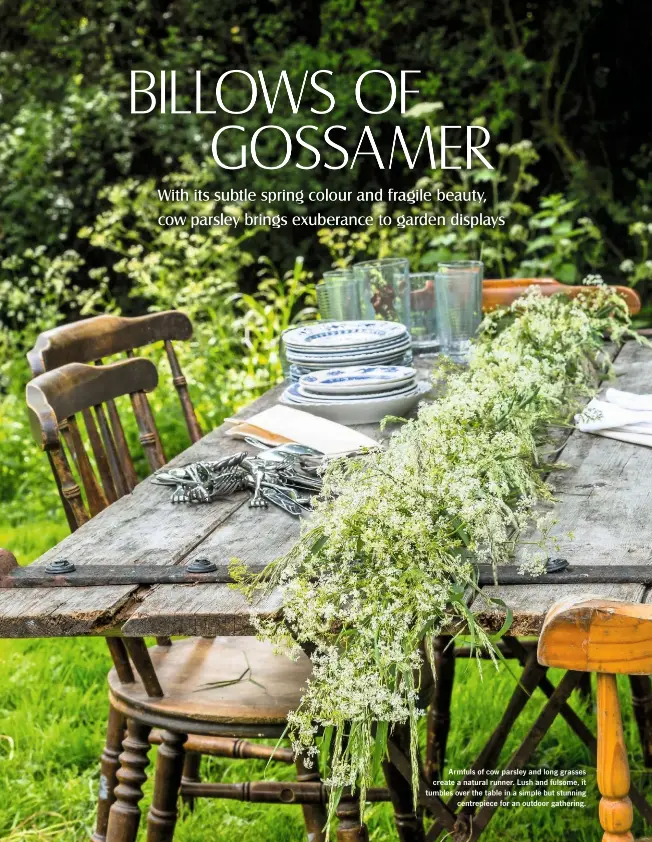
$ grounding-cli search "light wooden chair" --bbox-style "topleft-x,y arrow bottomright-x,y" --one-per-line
538,598 -> 652,842
25,359 -> 339,842
409,276 -> 641,316
482,278 -> 641,314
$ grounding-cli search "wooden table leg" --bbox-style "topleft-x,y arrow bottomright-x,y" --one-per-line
147,730 -> 188,842
383,724 -> 425,842
106,720 -> 152,842
426,636 -> 455,785
92,704 -> 126,842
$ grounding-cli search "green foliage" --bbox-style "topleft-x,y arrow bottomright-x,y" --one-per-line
1,0 -> 652,287
0,83 -> 133,254
620,220 -> 652,293
78,165 -> 316,435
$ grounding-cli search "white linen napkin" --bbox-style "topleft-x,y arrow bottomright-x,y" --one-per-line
225,405 -> 380,457
575,389 -> 652,447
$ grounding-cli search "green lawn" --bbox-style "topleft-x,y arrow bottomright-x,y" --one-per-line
1,521 -> 651,841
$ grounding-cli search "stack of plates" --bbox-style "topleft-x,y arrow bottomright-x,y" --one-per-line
280,364 -> 429,424
283,320 -> 411,382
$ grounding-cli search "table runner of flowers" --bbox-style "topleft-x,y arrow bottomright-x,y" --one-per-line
233,280 -> 646,822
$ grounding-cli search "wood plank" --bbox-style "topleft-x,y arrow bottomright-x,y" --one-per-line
122,585 -> 283,637
472,340 -> 652,633
121,491 -> 300,635
0,585 -> 135,638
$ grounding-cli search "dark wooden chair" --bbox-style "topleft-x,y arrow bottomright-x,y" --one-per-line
27,310 -> 202,455
25,359 -> 390,842
27,311 -> 202,535
538,598 -> 652,842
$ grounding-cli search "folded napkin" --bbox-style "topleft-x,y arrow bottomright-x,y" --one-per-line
225,404 -> 379,457
575,388 -> 652,447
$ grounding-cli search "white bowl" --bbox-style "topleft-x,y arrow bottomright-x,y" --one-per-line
280,381 -> 431,425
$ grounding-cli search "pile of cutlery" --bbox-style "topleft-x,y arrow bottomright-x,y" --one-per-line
150,439 -> 325,517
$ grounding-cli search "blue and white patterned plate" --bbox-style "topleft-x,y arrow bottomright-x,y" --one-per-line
280,381 -> 431,425
284,320 -> 407,350
286,332 -> 410,359
300,365 -> 416,396
286,351 -> 411,371
288,350 -> 413,381
285,336 -> 411,366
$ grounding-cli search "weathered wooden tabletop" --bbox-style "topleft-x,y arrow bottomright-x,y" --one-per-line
2,341 -> 651,640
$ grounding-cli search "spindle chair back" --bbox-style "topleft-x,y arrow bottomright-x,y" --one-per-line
539,598 -> 652,842
27,311 -> 202,460
27,358 -> 162,529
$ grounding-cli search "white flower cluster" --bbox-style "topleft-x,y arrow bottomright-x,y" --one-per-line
235,282 -> 643,823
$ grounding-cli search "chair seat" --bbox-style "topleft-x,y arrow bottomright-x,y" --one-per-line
108,637 -> 312,730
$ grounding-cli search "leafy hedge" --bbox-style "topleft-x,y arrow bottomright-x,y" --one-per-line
2,0 -> 652,295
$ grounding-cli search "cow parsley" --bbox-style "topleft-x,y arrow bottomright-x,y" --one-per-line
234,281 -> 644,824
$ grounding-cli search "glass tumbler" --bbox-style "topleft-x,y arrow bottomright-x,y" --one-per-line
409,272 -> 439,353
435,260 -> 484,362
353,258 -> 411,331
316,270 -> 363,321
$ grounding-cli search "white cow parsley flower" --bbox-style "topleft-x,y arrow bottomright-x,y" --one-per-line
233,281 -> 645,824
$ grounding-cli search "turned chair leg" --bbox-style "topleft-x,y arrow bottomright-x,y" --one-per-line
180,751 -> 202,812
336,792 -> 369,842
147,730 -> 188,842
597,673 -> 634,842
106,720 -> 152,842
92,704 -> 126,842
295,753 -> 327,842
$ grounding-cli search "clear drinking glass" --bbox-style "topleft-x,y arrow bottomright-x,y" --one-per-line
316,270 -> 363,321
435,260 -> 484,362
353,258 -> 411,331
409,272 -> 439,353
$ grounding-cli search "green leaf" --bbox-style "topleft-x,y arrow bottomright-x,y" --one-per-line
372,721 -> 389,777
556,263 -> 577,283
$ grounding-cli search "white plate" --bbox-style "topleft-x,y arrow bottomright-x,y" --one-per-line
287,353 -> 411,372
286,335 -> 411,361
285,330 -> 410,357
280,381 -> 431,425
286,338 -> 411,366
284,320 -> 406,350
299,365 -> 417,396
294,381 -> 417,402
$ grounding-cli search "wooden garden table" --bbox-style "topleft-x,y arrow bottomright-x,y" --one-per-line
2,339 -> 652,841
